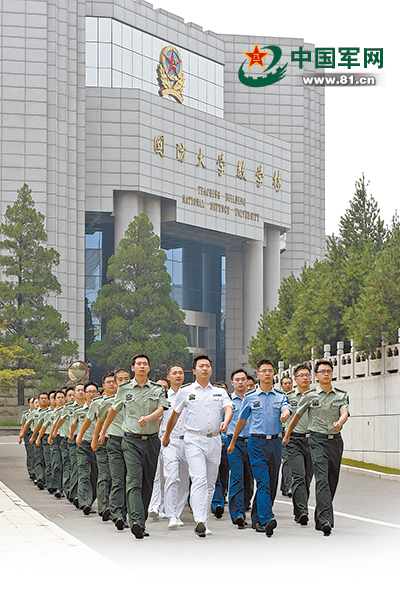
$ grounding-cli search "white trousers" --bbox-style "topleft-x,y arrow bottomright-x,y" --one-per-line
184,432 -> 221,525
149,449 -> 165,512
163,437 -> 190,518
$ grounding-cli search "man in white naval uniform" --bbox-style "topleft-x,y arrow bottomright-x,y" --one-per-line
163,355 -> 233,537
162,364 -> 189,529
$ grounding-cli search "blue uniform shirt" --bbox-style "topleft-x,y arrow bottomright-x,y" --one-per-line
227,392 -> 251,438
239,386 -> 291,436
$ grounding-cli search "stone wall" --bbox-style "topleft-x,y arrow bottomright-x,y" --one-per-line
278,339 -> 400,470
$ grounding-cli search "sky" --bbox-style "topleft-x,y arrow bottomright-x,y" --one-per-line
151,0 -> 396,236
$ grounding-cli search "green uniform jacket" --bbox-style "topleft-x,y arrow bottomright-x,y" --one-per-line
296,384 -> 350,435
112,378 -> 168,435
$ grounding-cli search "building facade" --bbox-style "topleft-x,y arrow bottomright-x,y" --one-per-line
0,0 -> 325,380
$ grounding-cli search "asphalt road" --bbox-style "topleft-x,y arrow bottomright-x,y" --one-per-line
1,436 -> 399,598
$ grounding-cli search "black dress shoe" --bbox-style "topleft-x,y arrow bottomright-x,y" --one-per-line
37,481 -> 45,490
114,518 -> 125,531
48,488 -> 55,494
54,489 -> 62,499
131,522 -> 144,539
83,504 -> 95,515
143,529 -> 149,537
298,513 -> 309,526
73,497 -> 79,508
265,518 -> 277,537
214,505 -> 224,519
233,516 -> 245,529
253,521 -> 265,533
322,522 -> 332,536
102,507 -> 111,522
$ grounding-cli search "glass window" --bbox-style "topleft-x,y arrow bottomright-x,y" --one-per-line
122,23 -> 133,50
198,327 -> 207,348
86,42 -> 97,68
132,52 -> 143,79
198,56 -> 207,80
123,48 -> 133,74
113,44 -> 122,71
206,60 -> 215,83
142,32 -> 152,57
86,67 -> 97,87
133,28 -> 142,54
112,19 -> 122,46
99,43 -> 111,68
207,83 -> 216,106
184,325 -> 197,347
216,64 -> 224,86
99,18 -> 111,43
216,86 -> 223,108
189,52 -> 198,77
112,69 -> 122,87
198,81 -> 206,102
143,56 -> 152,81
86,17 -> 97,42
123,73 -> 133,88
98,68 -> 111,87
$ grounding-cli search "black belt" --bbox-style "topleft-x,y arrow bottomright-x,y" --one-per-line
109,434 -> 123,440
250,434 -> 279,439
124,432 -> 158,440
310,431 -> 341,440
291,432 -> 309,438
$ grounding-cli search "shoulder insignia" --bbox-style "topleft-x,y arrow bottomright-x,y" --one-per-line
333,387 -> 347,394
244,389 -> 256,396
180,382 -> 192,388
119,380 -> 131,387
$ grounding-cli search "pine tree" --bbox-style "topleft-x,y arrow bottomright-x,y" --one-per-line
87,213 -> 188,378
0,184 -> 79,402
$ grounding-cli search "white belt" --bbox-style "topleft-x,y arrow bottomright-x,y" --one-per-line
187,430 -> 220,438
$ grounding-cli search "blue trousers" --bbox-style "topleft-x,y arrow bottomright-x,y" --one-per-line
227,437 -> 253,522
247,437 -> 282,525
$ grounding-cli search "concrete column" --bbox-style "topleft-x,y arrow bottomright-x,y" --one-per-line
113,191 -> 143,252
263,225 -> 281,311
225,249 -> 244,375
243,239 -> 263,357
144,197 -> 161,237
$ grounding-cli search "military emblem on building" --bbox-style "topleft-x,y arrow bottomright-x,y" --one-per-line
157,46 -> 185,103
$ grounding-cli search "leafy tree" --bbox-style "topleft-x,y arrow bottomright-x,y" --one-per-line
248,175 -> 388,365
87,213 -> 189,378
0,325 -> 34,388
0,184 -> 79,402
345,213 -> 400,353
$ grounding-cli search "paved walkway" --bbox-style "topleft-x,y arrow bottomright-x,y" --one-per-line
0,480 -> 125,593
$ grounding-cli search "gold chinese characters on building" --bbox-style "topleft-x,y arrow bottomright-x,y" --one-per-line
153,133 -> 283,192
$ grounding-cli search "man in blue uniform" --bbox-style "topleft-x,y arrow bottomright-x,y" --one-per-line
228,359 -> 291,537
226,368 -> 254,529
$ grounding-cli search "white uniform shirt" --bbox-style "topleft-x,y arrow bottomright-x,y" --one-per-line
160,388 -> 187,438
174,381 -> 232,436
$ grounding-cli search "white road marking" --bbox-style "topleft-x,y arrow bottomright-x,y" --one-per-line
275,499 -> 400,530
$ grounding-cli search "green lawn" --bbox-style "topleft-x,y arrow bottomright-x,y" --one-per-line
342,457 -> 400,476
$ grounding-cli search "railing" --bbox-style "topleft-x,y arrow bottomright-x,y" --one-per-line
276,330 -> 400,384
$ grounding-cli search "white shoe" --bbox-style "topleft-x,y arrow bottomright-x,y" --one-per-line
149,508 -> 159,519
176,517 -> 184,527
159,511 -> 167,519
168,517 -> 178,529
205,527 -> 212,535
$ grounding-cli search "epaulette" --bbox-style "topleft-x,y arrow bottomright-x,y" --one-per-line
179,382 -> 192,388
302,388 -> 314,395
119,379 -> 131,387
244,389 -> 256,396
333,387 -> 347,394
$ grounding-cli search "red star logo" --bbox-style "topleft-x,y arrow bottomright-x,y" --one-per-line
165,50 -> 181,77
243,43 -> 270,69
